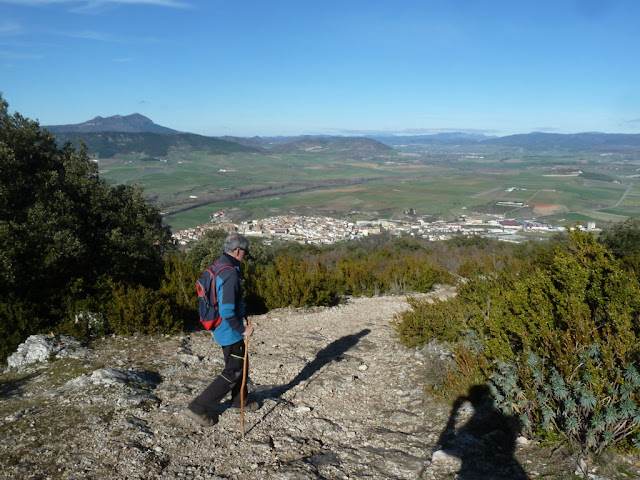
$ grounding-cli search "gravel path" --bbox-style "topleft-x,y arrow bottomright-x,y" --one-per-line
0,289 -> 595,479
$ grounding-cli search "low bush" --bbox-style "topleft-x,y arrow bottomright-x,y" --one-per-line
253,254 -> 340,309
106,281 -> 183,335
395,228 -> 640,453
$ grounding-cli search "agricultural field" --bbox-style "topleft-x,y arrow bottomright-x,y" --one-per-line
97,144 -> 640,231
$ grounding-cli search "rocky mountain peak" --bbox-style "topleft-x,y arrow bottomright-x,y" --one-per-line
45,113 -> 179,134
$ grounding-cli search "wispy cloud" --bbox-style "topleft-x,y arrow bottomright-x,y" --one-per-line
64,29 -> 123,42
625,118 -> 640,124
57,29 -> 159,44
0,20 -> 22,35
332,127 -> 499,136
0,50 -> 44,59
0,0 -> 190,8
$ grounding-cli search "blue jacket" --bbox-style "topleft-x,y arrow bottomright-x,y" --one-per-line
211,253 -> 246,346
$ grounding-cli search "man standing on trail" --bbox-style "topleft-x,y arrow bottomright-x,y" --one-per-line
185,233 -> 258,427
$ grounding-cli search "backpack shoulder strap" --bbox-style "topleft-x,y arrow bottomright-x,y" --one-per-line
211,260 -> 236,278
207,262 -> 235,304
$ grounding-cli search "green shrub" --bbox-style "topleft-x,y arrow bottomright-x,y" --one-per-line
57,277 -> 113,339
393,295 -> 471,348
106,281 -> 183,335
335,247 -> 449,297
253,254 -> 340,309
395,228 -> 640,453
491,348 -> 640,454
0,297 -> 41,362
159,254 -> 199,329
337,254 -> 381,296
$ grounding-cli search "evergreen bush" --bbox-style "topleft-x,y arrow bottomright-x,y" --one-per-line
253,254 -> 340,309
395,228 -> 640,453
106,281 -> 183,335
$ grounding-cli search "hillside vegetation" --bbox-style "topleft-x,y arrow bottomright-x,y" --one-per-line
5,94 -> 640,458
394,222 -> 640,454
54,131 -> 261,158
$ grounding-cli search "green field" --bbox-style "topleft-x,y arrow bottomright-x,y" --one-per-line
98,146 -> 640,231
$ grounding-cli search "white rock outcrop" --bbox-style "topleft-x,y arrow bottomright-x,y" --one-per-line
6,334 -> 91,369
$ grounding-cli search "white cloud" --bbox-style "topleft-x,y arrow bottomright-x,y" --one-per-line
58,29 -> 159,44
0,20 -> 22,35
65,29 -> 121,41
0,50 -> 44,59
0,0 -> 190,7
332,127 -> 499,136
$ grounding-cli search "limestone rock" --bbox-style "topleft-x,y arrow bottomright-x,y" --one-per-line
6,334 -> 91,369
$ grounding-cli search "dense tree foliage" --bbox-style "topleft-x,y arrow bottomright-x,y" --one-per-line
0,94 -> 171,359
598,217 -> 640,273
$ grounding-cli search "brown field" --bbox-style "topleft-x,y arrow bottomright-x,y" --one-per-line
526,202 -> 568,214
350,162 -> 380,168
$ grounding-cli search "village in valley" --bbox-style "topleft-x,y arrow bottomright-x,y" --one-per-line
171,210 -> 600,246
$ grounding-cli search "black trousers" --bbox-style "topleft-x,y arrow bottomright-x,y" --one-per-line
188,339 -> 249,414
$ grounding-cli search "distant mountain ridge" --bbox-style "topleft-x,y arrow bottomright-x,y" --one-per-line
370,132 -> 497,145
46,114 -> 179,134
53,131 -> 260,157
484,132 -> 640,149
45,113 -> 640,153
46,115 -> 396,158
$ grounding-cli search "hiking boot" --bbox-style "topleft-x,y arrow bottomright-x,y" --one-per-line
228,401 -> 259,414
184,407 -> 216,427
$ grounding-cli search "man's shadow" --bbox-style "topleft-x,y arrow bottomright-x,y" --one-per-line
252,328 -> 372,402
436,384 -> 529,479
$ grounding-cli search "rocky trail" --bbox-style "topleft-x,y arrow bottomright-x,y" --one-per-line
1,290 -> 636,479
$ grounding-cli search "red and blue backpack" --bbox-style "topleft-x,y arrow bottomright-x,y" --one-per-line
196,261 -> 235,330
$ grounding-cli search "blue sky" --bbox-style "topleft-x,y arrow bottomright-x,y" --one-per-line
1,0 -> 639,137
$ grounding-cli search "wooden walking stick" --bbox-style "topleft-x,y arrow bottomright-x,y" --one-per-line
240,318 -> 251,438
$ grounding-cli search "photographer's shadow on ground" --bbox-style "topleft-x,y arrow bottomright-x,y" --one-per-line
435,384 -> 528,479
